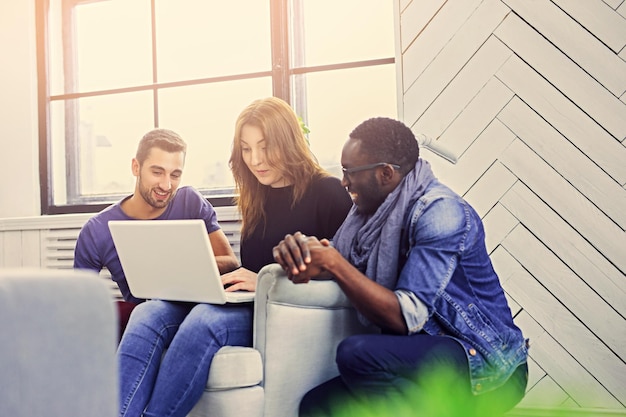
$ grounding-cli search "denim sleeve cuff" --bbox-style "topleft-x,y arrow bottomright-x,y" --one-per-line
395,289 -> 429,335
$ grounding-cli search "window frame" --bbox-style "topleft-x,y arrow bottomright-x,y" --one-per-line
36,0 -> 394,215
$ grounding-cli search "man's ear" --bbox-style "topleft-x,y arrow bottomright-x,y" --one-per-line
131,158 -> 140,177
379,164 -> 398,185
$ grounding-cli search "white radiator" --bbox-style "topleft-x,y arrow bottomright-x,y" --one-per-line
41,226 -> 84,270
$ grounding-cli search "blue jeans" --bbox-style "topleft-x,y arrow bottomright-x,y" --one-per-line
300,333 -> 528,417
117,300 -> 253,417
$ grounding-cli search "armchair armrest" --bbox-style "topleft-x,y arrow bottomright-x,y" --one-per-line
254,264 -> 376,417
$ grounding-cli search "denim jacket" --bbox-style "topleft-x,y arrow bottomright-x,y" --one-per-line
394,179 -> 528,395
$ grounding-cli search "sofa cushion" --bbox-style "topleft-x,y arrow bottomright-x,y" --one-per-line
207,346 -> 263,389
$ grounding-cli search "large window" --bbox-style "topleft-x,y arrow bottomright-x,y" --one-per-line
37,0 -> 397,214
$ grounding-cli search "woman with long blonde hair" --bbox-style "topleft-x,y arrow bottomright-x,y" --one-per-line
222,96 -> 352,290
116,97 -> 351,417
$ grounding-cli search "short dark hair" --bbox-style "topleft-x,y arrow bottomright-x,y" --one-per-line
135,128 -> 187,165
348,117 -> 419,175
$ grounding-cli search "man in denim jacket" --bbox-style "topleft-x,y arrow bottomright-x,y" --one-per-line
273,117 -> 528,416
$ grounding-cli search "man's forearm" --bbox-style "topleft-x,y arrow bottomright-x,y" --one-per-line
324,253 -> 408,334
216,256 -> 240,275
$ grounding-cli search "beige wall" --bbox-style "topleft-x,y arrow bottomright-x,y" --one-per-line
0,1 -> 40,218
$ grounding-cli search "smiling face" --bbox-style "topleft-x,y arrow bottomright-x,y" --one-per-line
133,147 -> 185,210
240,124 -> 289,188
340,139 -> 389,215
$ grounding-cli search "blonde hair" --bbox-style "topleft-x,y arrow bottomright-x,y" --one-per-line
229,97 -> 328,239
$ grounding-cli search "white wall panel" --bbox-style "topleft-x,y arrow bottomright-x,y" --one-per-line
396,0 -> 626,410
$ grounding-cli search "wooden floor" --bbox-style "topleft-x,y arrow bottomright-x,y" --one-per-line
396,0 -> 626,410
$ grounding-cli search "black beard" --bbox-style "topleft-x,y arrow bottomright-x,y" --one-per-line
354,174 -> 387,215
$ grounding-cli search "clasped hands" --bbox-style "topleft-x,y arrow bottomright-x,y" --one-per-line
273,231 -> 333,284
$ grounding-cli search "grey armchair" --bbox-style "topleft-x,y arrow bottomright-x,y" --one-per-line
0,268 -> 118,417
188,263 -> 375,417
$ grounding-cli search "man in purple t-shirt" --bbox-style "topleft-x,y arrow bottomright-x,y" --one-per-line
74,128 -> 239,338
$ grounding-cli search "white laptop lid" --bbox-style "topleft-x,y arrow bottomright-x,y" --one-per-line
108,219 -> 254,304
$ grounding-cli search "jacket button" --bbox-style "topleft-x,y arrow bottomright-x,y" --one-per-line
469,348 -> 477,356
475,383 -> 482,391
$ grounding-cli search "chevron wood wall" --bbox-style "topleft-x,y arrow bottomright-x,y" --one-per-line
395,0 -> 626,411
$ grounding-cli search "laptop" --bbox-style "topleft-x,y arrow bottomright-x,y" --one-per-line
108,219 -> 254,304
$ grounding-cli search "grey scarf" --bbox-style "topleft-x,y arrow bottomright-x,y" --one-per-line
333,159 -> 437,290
